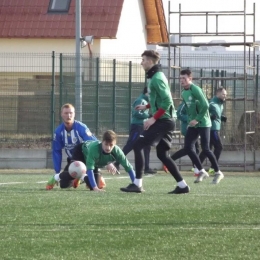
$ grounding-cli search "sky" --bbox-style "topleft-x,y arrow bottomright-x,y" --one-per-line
162,0 -> 260,50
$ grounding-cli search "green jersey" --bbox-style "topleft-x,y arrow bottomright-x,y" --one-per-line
81,140 -> 133,172
181,83 -> 211,128
176,101 -> 188,136
148,70 -> 176,119
209,96 -> 224,131
131,93 -> 150,125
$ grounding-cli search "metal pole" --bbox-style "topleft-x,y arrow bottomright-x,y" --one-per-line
256,55 -> 259,122
200,68 -> 203,88
243,0 -> 247,172
221,70 -> 224,87
167,0 -> 171,82
211,69 -> 214,95
75,0 -> 82,121
112,59 -> 116,131
254,55 -> 259,171
233,72 -> 236,128
51,51 -> 55,140
253,3 -> 256,170
95,57 -> 100,135
128,61 -> 132,129
253,4 -> 256,71
215,69 -> 219,90
59,53 -> 63,124
179,3 -> 182,72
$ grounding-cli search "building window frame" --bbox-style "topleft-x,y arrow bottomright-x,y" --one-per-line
48,0 -> 71,13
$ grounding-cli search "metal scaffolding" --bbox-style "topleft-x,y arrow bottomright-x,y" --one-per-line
161,0 -> 258,171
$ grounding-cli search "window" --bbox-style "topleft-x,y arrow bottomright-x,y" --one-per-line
48,0 -> 71,13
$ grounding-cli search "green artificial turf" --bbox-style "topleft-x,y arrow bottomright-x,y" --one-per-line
0,171 -> 259,260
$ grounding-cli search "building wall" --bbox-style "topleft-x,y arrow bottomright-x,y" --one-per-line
0,38 -> 101,54
0,38 -> 102,73
99,0 -> 148,55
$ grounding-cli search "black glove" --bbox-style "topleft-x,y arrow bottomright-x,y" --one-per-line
210,114 -> 217,120
221,115 -> 227,122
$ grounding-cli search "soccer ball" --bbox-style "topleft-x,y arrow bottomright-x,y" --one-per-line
68,161 -> 86,179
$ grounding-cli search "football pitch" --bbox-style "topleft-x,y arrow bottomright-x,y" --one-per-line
0,170 -> 259,260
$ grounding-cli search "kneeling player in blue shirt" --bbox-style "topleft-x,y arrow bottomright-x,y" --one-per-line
46,103 -> 97,190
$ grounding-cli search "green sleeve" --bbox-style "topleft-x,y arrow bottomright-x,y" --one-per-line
209,103 -> 216,117
113,146 -> 133,172
191,86 -> 209,122
209,103 -> 220,119
152,79 -> 172,111
85,146 -> 96,170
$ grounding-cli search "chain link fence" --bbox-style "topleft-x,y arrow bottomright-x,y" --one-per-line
0,52 -> 259,155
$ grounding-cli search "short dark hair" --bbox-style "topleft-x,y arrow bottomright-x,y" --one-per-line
102,130 -> 117,143
143,86 -> 148,94
180,69 -> 192,77
141,50 -> 160,63
216,87 -> 226,94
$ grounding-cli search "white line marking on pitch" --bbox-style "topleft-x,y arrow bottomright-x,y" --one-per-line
36,175 -> 154,183
1,176 -> 259,198
193,193 -> 260,198
0,182 -> 25,185
34,226 -> 260,232
2,175 -> 154,185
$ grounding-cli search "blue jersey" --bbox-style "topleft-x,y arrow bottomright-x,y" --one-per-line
52,120 -> 97,173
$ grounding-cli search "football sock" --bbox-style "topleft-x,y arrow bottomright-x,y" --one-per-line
178,180 -> 188,188
80,173 -> 86,181
193,167 -> 199,174
128,169 -> 135,182
134,178 -> 142,187
54,174 -> 60,182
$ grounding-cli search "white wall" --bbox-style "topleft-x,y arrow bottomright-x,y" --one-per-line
0,38 -> 102,73
99,0 -> 148,55
0,38 -> 101,54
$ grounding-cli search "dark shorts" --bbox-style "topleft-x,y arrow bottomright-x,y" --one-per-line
59,171 -> 101,189
71,143 -> 85,163
140,118 -> 175,149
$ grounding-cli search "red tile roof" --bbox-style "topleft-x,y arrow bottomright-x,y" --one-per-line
0,0 -> 124,39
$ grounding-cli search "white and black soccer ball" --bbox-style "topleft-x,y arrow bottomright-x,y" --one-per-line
68,161 -> 86,179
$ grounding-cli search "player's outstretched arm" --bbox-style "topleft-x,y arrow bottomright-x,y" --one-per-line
87,169 -> 105,192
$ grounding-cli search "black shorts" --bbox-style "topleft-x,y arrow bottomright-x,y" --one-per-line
59,171 -> 101,189
71,143 -> 85,163
141,118 -> 175,149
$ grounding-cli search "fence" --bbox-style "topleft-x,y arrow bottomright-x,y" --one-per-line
0,52 -> 259,153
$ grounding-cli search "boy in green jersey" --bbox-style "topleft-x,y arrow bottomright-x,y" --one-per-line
121,50 -> 189,194
46,130 -> 136,191
199,87 -> 227,172
114,87 -> 156,174
176,101 -> 200,176
171,69 -> 224,184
